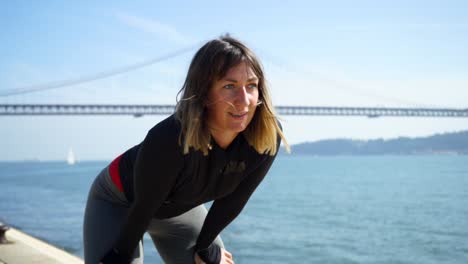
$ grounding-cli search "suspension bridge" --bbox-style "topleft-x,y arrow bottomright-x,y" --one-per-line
1,39 -> 466,119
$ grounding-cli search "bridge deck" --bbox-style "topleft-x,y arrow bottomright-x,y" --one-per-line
1,104 -> 467,117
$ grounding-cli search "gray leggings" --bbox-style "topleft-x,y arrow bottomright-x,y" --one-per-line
83,166 -> 224,264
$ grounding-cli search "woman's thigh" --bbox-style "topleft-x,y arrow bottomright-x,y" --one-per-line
147,204 -> 224,264
83,179 -> 143,264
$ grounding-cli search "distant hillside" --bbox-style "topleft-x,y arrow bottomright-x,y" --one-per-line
286,131 -> 468,155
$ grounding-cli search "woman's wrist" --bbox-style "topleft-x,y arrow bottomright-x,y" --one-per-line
196,243 -> 221,264
100,247 -> 130,264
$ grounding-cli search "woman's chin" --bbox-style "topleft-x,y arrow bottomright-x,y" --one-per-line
228,123 -> 249,133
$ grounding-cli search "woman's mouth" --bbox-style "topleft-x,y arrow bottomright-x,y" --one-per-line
229,112 -> 248,120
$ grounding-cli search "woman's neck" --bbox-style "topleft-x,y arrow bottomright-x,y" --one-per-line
210,130 -> 239,149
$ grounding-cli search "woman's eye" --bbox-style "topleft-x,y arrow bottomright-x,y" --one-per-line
223,84 -> 235,89
247,83 -> 258,89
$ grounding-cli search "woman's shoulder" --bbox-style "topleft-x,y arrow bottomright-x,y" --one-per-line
149,114 -> 180,132
145,114 -> 182,145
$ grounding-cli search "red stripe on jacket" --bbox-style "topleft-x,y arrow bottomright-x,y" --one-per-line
109,154 -> 124,192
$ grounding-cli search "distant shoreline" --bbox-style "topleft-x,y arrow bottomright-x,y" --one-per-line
280,153 -> 468,156
2,131 -> 468,161
282,130 -> 468,156
0,153 -> 467,162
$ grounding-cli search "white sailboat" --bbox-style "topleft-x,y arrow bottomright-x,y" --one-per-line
67,148 -> 76,165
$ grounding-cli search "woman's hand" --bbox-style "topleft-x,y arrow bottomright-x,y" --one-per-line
220,248 -> 234,264
194,248 -> 234,264
194,251 -> 205,264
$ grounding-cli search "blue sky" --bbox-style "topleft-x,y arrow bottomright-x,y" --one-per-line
1,0 -> 468,160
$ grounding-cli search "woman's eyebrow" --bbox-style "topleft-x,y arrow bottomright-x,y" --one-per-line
223,77 -> 259,82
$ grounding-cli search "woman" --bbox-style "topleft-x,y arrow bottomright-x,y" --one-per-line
83,36 -> 289,264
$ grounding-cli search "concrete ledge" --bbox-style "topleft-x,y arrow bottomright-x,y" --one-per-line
0,224 -> 83,264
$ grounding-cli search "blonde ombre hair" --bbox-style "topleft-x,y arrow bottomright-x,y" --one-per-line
175,36 -> 289,156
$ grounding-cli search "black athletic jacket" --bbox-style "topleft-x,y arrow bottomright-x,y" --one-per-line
109,114 -> 280,263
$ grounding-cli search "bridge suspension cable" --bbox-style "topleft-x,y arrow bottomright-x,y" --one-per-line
257,48 -> 443,109
0,42 -> 204,97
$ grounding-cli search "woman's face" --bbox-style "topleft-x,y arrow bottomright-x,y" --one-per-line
206,61 -> 260,140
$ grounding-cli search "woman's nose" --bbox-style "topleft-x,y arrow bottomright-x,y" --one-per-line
234,87 -> 250,106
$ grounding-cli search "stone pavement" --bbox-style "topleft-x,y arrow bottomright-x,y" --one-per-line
0,223 -> 83,264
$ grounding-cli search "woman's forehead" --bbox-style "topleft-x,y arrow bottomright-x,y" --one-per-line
220,62 -> 258,80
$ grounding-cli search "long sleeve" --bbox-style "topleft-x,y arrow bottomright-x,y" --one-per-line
195,137 -> 281,253
112,120 -> 184,259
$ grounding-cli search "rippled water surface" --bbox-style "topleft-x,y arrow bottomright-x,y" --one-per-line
1,156 -> 467,263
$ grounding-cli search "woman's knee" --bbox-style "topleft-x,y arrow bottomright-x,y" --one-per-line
83,196 -> 131,263
147,205 -> 225,263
